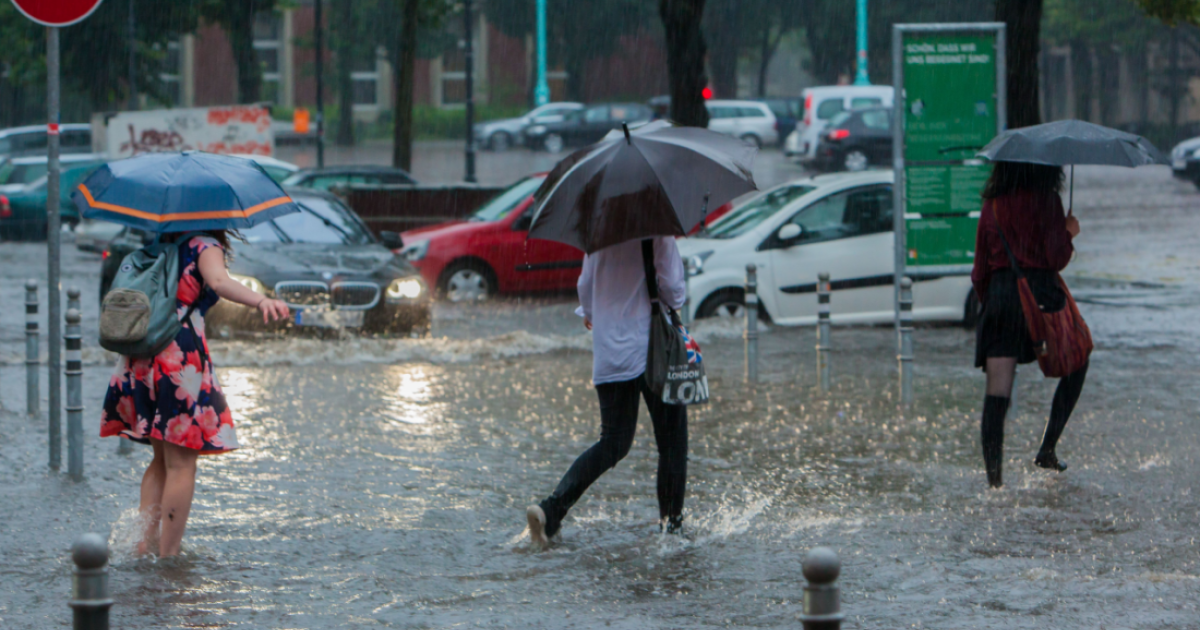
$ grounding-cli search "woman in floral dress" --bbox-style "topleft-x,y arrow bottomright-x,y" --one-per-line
101,233 -> 290,557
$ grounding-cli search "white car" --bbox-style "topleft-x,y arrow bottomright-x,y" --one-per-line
231,153 -> 300,182
678,170 -> 974,326
785,85 -> 893,163
706,100 -> 778,148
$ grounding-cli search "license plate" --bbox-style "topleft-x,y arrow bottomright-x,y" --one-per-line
1173,158 -> 1186,170
294,308 -> 365,329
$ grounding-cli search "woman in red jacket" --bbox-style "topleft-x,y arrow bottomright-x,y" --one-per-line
971,162 -> 1087,488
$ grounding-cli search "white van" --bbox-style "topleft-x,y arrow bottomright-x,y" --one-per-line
785,85 -> 894,163
705,100 -> 778,148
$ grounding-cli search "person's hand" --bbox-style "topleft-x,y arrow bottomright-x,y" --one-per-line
584,318 -> 592,331
256,297 -> 290,323
1065,211 -> 1080,238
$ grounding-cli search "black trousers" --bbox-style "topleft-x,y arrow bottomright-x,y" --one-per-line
540,375 -> 688,535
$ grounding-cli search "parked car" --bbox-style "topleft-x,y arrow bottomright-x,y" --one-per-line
398,174 -> 586,301
474,102 -> 584,151
0,153 -> 106,194
282,165 -> 416,192
813,107 -> 892,173
705,100 -> 779,148
677,169 -> 973,325
1169,136 -> 1200,180
0,123 -> 92,161
525,103 -> 654,153
0,159 -> 106,241
232,153 -> 300,182
784,85 -> 893,163
755,97 -> 802,146
100,188 -> 431,336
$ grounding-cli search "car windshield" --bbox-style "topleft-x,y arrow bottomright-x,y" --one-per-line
471,176 -> 545,222
701,184 -> 816,239
829,112 -> 853,128
242,196 -> 374,245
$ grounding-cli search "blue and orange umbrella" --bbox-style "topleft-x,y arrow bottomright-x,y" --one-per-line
71,151 -> 300,233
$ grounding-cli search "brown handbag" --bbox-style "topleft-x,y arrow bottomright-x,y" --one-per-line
990,201 -> 1093,378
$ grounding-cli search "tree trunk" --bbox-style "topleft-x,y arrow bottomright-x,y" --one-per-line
996,0 -> 1042,129
335,0 -> 355,146
1169,27 -> 1181,137
392,0 -> 419,171
1097,46 -> 1120,127
660,0 -> 709,128
1137,44 -> 1150,130
228,3 -> 262,104
1070,42 -> 1092,122
705,0 -> 739,99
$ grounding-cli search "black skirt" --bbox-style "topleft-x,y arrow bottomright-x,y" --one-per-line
974,269 -> 1065,369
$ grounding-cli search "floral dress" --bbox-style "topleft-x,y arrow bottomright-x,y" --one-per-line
100,237 -> 239,453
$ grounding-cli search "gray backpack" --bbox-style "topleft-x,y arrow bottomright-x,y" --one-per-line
100,234 -> 204,359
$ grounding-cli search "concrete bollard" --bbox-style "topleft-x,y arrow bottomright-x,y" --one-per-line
65,307 -> 84,481
25,279 -> 39,419
898,277 -> 914,406
70,533 -> 113,630
744,264 -> 759,383
800,547 -> 844,630
816,273 -> 832,392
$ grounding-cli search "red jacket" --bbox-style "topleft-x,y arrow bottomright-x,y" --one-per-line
971,190 -> 1074,301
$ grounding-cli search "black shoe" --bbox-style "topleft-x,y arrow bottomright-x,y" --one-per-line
1035,451 -> 1068,472
660,516 -> 683,535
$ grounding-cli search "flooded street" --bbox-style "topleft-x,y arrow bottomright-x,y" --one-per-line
2,164 -> 1199,629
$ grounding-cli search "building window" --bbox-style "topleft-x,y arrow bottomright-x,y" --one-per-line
352,50 -> 381,110
159,39 -> 182,106
254,12 -> 283,104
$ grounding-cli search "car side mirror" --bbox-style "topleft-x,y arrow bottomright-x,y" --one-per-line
513,214 -> 533,232
379,230 -> 404,250
778,223 -> 803,242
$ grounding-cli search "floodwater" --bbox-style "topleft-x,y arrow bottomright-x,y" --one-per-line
2,164 -> 1199,629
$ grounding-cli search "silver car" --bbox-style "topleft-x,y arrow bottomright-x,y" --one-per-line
473,102 -> 583,151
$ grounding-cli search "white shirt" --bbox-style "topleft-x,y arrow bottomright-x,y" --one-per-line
576,237 -> 686,385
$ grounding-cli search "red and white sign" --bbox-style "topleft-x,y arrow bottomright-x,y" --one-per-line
9,0 -> 104,27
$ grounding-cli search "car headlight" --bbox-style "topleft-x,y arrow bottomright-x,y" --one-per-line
229,273 -> 264,294
528,125 -> 547,135
386,278 -> 425,300
400,240 -> 429,262
685,251 -> 714,277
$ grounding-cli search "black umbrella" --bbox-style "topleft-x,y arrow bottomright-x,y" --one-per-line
977,119 -> 1168,211
528,120 -> 757,254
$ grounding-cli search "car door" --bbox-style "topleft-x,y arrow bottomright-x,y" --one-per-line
512,202 -> 584,290
764,185 -> 894,324
859,110 -> 892,164
574,105 -> 610,145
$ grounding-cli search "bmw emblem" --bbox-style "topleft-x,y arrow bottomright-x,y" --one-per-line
322,272 -> 334,281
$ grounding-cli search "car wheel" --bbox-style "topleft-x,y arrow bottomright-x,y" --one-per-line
697,289 -> 746,320
543,133 -> 565,153
440,260 -> 496,303
843,149 -> 869,172
739,134 -> 762,149
490,131 -> 512,152
963,288 -> 982,329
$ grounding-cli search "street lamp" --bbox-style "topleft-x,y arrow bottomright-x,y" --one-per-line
854,0 -> 870,85
534,0 -> 549,106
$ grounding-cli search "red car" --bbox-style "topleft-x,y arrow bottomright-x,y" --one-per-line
398,174 -> 733,302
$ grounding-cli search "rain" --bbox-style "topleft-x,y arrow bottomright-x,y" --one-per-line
1,1 -> 1198,628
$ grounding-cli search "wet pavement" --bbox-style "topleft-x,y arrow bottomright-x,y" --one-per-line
2,164 -> 1199,629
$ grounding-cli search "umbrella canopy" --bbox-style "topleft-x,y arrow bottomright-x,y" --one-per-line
528,120 -> 757,254
72,151 -> 300,233
977,119 -> 1168,167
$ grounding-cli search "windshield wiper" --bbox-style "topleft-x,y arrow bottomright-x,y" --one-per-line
298,205 -> 355,242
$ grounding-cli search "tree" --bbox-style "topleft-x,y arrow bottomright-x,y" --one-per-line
394,0 -> 420,170
660,0 -> 708,127
704,0 -> 741,98
487,0 -> 652,102
1138,0 -> 1200,22
199,0 -> 283,104
996,0 -> 1044,128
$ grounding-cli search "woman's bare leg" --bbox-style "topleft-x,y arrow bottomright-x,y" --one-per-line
159,441 -> 199,557
137,439 -> 166,556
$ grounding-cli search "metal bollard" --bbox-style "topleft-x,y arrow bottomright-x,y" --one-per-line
898,277 -> 914,406
70,533 -> 113,630
744,264 -> 758,383
65,307 -> 84,481
26,279 -> 40,418
800,547 -> 844,630
816,273 -> 831,391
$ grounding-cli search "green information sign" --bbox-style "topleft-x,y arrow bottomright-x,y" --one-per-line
894,25 -> 1004,275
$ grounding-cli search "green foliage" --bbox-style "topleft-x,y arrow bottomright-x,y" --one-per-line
1137,0 -> 1200,24
1046,0 -> 1162,46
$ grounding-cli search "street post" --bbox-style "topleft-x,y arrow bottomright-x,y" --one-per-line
47,25 -> 62,470
534,0 -> 550,106
315,0 -> 325,168
464,0 -> 477,183
854,0 -> 869,85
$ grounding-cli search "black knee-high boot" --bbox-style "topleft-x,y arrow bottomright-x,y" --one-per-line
1036,362 -> 1089,472
981,395 -> 1009,488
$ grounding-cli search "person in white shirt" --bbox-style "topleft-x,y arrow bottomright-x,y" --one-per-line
527,236 -> 688,545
